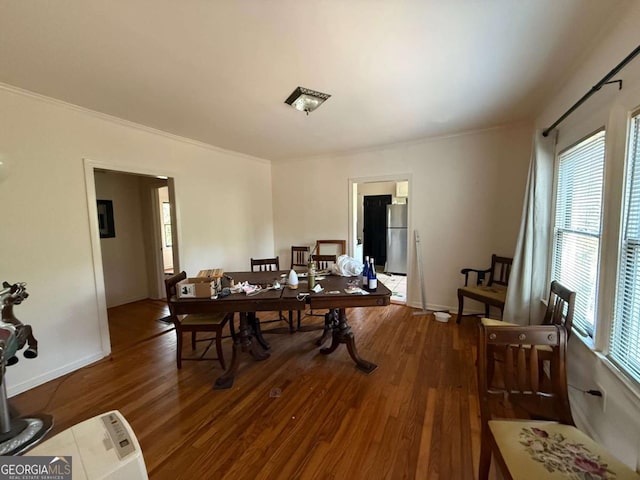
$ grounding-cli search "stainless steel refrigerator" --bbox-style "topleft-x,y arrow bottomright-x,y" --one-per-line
386,204 -> 407,274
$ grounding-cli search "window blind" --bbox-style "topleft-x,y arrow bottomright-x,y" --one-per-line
610,111 -> 640,384
552,130 -> 605,336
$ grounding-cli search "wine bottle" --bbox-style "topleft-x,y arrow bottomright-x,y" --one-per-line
362,255 -> 369,288
368,258 -> 377,291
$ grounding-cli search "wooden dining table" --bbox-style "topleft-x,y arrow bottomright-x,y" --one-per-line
169,270 -> 391,390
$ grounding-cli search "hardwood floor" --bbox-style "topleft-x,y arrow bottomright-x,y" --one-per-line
13,302 -> 484,479
106,299 -> 173,354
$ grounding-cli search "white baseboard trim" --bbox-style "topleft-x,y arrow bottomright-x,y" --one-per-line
8,351 -> 108,398
404,300 -> 483,316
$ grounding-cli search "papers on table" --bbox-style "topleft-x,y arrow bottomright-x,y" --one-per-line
344,286 -> 369,295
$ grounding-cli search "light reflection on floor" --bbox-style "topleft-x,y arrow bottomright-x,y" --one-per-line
377,272 -> 407,304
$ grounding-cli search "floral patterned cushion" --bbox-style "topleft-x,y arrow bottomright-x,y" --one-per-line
489,420 -> 640,479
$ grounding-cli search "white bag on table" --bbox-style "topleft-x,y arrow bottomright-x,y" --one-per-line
332,255 -> 363,277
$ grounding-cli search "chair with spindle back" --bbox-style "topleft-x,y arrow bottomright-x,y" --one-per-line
477,323 -> 639,480
296,254 -> 339,332
290,246 -> 310,270
482,280 -> 576,383
311,254 -> 337,272
250,256 -> 291,334
251,256 -> 280,272
289,246 -> 310,325
165,271 -> 231,370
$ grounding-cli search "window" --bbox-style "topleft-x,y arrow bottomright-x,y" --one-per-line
551,130 -> 605,337
162,202 -> 172,247
610,110 -> 640,384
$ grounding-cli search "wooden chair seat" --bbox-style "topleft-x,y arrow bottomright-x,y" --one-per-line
180,312 -> 228,325
489,420 -> 640,479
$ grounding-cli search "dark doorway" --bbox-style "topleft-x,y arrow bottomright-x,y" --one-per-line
363,194 -> 392,267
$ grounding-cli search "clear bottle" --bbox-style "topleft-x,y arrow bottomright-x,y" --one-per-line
362,255 -> 370,288
368,258 -> 377,291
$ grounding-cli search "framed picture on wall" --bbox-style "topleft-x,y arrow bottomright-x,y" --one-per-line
97,199 -> 116,238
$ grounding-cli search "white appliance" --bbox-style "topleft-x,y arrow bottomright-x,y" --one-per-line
386,204 -> 408,274
26,410 -> 148,480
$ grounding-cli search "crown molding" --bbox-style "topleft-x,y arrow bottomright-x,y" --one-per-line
0,82 -> 271,166
276,119 -> 534,165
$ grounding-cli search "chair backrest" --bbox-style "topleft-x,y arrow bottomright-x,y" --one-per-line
477,324 -> 574,428
542,281 -> 576,338
488,254 -> 512,287
164,271 -> 187,316
291,246 -> 310,269
311,254 -> 337,271
315,240 -> 346,257
251,257 -> 280,272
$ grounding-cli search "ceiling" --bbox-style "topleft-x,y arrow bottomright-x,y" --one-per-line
0,1 -> 630,162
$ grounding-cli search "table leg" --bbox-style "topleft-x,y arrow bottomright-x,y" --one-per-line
315,311 -> 335,346
214,312 -> 270,390
250,313 -> 271,351
319,308 -> 377,374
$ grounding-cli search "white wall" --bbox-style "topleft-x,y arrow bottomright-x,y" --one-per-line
95,171 -> 149,308
534,2 -> 640,469
272,122 -> 532,311
0,85 -> 274,396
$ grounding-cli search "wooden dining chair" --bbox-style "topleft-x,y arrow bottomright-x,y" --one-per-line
482,280 -> 576,384
477,323 -> 639,480
164,271 -> 231,370
289,246 -> 310,325
250,256 -> 290,334
315,239 -> 346,257
311,254 -> 337,271
456,254 -> 513,323
541,281 -> 576,334
290,246 -> 310,270
250,256 -> 280,272
296,254 -> 339,331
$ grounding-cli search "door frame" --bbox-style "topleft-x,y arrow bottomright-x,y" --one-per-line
151,183 -> 180,297
348,174 -> 412,294
83,158 -> 180,355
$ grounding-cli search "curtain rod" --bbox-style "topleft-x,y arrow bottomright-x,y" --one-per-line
542,45 -> 640,137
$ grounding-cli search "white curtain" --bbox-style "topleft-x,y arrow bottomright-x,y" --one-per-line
503,130 -> 557,325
